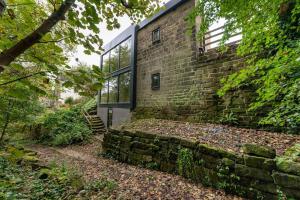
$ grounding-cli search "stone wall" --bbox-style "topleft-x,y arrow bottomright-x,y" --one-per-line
103,129 -> 300,200
136,0 -> 256,126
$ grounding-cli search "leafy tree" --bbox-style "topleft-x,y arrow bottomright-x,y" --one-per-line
0,0 -> 160,69
0,84 -> 43,142
188,0 -> 300,132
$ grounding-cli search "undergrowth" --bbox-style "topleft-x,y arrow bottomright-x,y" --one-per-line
36,106 -> 93,146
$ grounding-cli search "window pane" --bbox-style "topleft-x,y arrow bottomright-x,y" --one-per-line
102,53 -> 110,74
100,80 -> 108,104
120,38 -> 131,68
108,77 -> 118,103
110,46 -> 119,72
119,72 -> 131,103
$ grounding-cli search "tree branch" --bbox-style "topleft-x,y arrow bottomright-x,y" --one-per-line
37,37 -> 66,44
0,0 -> 75,73
0,71 -> 48,86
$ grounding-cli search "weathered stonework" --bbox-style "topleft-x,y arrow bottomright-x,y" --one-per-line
135,0 -> 256,126
103,129 -> 300,200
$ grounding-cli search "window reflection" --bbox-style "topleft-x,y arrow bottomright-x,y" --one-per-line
119,72 -> 131,103
100,80 -> 108,103
120,38 -> 131,68
102,53 -> 110,74
110,47 -> 119,72
100,37 -> 132,105
108,76 -> 118,103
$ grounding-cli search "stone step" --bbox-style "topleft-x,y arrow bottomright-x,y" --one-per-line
92,127 -> 105,130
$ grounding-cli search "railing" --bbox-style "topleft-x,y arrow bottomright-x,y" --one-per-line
203,25 -> 242,51
82,109 -> 93,128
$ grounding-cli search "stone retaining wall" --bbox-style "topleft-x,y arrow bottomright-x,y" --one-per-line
103,129 -> 300,200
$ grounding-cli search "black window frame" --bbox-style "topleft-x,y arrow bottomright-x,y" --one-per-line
151,73 -> 160,90
152,27 -> 161,44
99,26 -> 137,110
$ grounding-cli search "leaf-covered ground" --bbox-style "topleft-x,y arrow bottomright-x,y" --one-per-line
118,119 -> 300,155
29,137 -> 243,200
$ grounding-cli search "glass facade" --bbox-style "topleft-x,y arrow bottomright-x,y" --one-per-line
108,77 -> 118,103
100,80 -> 108,104
100,37 -> 132,105
119,72 -> 131,103
120,38 -> 131,69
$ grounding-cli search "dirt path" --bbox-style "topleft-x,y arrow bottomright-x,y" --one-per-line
28,137 -> 243,200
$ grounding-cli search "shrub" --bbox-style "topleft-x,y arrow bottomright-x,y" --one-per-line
64,97 -> 75,105
39,107 -> 92,146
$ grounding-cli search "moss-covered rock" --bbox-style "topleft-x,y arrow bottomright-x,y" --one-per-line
39,168 -> 51,179
276,157 -> 300,176
235,164 -> 273,182
244,155 -> 275,171
197,144 -> 237,160
284,143 -> 300,159
281,187 -> 300,199
242,144 -> 276,158
272,172 -> 300,189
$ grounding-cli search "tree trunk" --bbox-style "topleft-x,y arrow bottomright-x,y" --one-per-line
0,100 -> 12,142
0,113 -> 10,141
0,0 -> 75,73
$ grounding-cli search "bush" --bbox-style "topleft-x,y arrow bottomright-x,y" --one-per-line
64,97 -> 75,105
39,107 -> 92,146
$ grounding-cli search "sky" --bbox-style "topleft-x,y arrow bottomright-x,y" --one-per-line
69,0 -> 169,68
69,16 -> 132,67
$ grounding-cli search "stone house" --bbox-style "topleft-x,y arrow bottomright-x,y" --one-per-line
98,0 -> 252,127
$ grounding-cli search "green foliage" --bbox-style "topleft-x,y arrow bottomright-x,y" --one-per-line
0,150 -> 83,199
177,148 -> 195,179
189,0 -> 300,133
0,0 -> 161,98
64,96 -> 74,105
0,89 -> 44,141
219,111 -> 238,125
39,107 -> 92,146
0,146 -> 118,199
82,97 -> 97,112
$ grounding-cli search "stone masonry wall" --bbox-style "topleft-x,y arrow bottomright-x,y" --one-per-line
136,0 -> 256,126
103,129 -> 300,200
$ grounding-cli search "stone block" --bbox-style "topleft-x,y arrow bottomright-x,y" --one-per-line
276,158 -> 300,176
251,181 -> 278,194
272,172 -> 300,189
242,144 -> 276,158
197,144 -> 237,160
235,164 -> 273,182
244,155 -> 275,171
281,187 -> 300,199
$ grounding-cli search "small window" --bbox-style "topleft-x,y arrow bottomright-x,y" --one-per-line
151,73 -> 160,90
152,28 -> 160,44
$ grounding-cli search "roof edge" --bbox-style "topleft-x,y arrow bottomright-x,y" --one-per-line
138,0 -> 188,30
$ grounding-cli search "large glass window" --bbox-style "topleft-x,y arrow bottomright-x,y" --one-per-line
110,47 -> 119,72
108,76 -> 118,103
102,53 -> 110,74
100,80 -> 108,104
100,37 -> 132,105
119,72 -> 131,103
120,38 -> 131,68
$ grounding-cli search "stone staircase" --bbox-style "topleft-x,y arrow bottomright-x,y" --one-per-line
83,105 -> 107,135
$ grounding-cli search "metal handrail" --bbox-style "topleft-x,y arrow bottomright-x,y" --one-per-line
82,109 -> 93,128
